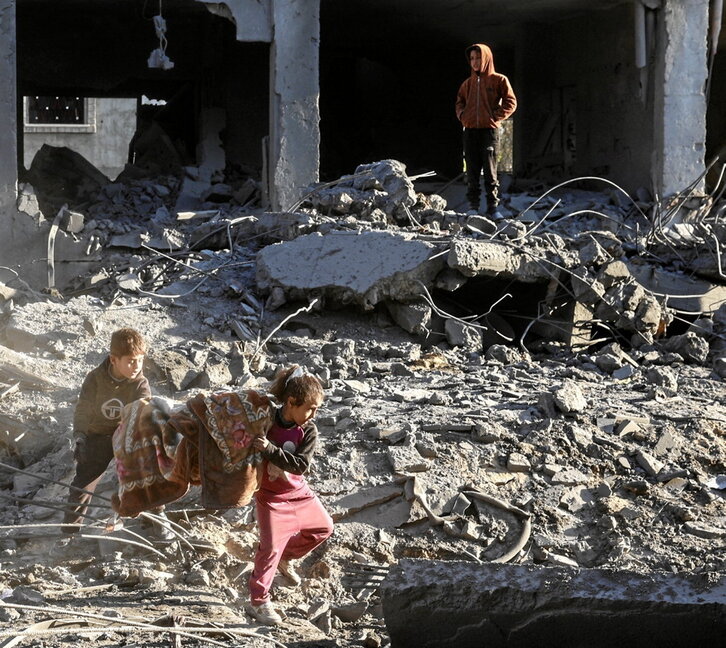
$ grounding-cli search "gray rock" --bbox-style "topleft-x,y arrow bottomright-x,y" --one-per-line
644,366 -> 678,391
553,381 -> 588,414
485,344 -> 521,365
386,301 -> 431,336
445,320 -> 481,351
663,332 -> 709,365
635,449 -> 664,477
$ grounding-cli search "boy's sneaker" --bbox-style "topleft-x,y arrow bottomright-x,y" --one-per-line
487,209 -> 504,221
278,559 -> 301,586
249,601 -> 282,626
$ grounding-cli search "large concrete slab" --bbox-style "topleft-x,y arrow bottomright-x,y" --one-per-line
381,559 -> 726,648
256,230 -> 445,308
448,239 -> 577,282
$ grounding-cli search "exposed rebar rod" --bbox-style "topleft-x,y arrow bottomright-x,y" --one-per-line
0,492 -> 111,525
251,297 -> 320,360
0,601 -> 287,647
0,460 -> 112,502
517,176 -> 646,225
138,511 -> 196,552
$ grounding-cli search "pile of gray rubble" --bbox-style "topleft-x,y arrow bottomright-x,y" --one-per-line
0,151 -> 725,646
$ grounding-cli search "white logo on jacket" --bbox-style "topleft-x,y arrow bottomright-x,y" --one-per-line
102,398 -> 124,420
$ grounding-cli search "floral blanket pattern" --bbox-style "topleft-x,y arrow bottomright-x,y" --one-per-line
112,391 -> 272,517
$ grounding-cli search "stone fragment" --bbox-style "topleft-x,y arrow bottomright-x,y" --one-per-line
329,483 -> 404,521
386,301 -> 431,336
507,453 -> 531,473
553,381 -> 587,414
550,468 -> 589,485
485,344 -> 522,365
683,521 -> 726,539
256,230 -> 444,309
663,332 -> 709,364
387,446 -> 430,473
644,366 -> 678,391
444,320 -> 481,350
612,365 -> 635,380
635,449 -> 664,477
654,429 -> 677,456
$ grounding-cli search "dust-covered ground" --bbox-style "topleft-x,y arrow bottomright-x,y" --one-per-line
1,171 -> 726,647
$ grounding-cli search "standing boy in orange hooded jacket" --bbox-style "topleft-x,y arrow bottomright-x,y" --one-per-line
455,43 -> 517,218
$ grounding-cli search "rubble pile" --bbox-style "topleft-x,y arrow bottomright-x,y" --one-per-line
0,156 -> 725,646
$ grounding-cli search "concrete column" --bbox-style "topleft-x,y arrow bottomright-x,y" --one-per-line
0,0 -> 17,216
269,0 -> 320,210
652,0 -> 709,197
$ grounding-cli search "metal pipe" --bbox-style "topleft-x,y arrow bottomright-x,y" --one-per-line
635,1 -> 647,68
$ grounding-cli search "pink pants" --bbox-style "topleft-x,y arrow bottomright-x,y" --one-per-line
249,493 -> 333,605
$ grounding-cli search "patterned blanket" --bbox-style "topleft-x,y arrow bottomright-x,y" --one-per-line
111,390 -> 273,517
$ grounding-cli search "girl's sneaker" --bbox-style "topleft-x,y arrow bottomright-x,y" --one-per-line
278,559 -> 301,586
249,601 -> 282,625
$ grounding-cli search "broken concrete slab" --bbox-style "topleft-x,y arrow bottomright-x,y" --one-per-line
256,230 -> 445,309
381,559 -> 726,648
447,239 -> 562,282
329,483 -> 404,521
385,301 -> 431,336
627,262 -> 726,314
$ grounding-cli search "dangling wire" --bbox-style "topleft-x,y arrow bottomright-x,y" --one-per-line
154,1 -> 169,58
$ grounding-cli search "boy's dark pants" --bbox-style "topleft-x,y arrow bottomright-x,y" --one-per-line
62,433 -> 114,532
463,127 -> 499,212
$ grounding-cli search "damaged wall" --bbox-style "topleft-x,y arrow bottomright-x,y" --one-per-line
24,98 -> 137,181
516,4 -> 654,191
516,0 -> 708,197
0,0 -> 16,216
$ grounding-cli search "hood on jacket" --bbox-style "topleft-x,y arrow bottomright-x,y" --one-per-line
466,43 -> 495,76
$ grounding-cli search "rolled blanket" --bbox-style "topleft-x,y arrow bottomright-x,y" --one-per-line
112,390 -> 273,517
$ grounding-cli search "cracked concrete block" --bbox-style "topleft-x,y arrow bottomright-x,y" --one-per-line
352,159 -> 417,218
145,349 -> 200,392
663,332 -> 709,364
381,560 -> 726,648
644,365 -> 678,391
553,381 -> 587,414
444,319 -> 481,351
387,446 -> 430,473
448,239 -> 555,281
329,483 -> 404,521
256,230 -> 444,309
386,300 -> 431,336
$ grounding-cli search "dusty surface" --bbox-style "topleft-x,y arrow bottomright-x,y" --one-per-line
1,170 -> 726,647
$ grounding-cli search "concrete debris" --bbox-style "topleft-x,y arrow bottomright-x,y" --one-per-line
381,560 -> 726,648
256,230 -> 446,310
2,157 -> 726,647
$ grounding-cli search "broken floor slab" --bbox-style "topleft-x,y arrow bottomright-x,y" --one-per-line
256,230 -> 445,308
381,559 -> 726,648
448,237 -> 579,282
627,261 -> 726,314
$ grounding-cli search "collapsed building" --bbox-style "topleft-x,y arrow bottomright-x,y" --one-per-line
0,1 -> 724,290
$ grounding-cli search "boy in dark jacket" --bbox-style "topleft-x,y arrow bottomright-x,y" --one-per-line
455,43 -> 517,218
63,328 -> 150,532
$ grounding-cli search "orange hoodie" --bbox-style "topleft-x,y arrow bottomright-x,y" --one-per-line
455,43 -> 517,129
